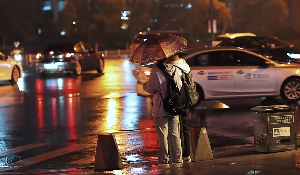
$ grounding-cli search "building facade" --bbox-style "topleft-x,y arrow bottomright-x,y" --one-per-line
42,0 -> 67,24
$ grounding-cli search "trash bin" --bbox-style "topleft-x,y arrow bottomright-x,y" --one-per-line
251,105 -> 297,153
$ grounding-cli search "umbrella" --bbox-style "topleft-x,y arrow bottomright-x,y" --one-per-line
129,34 -> 188,65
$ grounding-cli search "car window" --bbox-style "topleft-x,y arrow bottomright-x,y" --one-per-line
244,38 -> 264,49
74,43 -> 84,52
258,38 -> 290,48
217,38 -> 245,48
229,51 -> 267,66
186,51 -> 234,67
82,43 -> 93,52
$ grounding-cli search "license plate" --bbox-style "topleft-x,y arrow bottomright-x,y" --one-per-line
44,63 -> 58,69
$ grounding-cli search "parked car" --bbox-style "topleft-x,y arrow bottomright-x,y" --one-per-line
0,52 -> 22,84
36,41 -> 105,76
213,33 -> 300,64
136,47 -> 300,108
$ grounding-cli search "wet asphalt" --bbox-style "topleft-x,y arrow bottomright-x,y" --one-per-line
0,57 -> 299,173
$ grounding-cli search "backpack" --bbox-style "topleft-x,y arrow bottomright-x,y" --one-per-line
174,65 -> 198,108
157,63 -> 197,115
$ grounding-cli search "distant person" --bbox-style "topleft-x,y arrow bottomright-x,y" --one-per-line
11,41 -> 23,55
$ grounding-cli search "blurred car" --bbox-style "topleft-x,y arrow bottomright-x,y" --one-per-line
137,47 -> 300,107
213,33 -> 300,64
36,41 -> 105,76
0,52 -> 22,84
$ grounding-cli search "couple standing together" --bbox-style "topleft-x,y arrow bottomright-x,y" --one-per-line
143,52 -> 194,164
129,34 -> 196,165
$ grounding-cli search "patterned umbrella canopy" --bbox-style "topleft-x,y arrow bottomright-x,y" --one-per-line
129,34 -> 188,65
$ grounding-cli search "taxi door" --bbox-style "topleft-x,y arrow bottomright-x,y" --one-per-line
187,51 -> 235,99
231,51 -> 277,96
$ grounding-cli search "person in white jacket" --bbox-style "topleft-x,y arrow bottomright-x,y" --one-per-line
143,53 -> 190,164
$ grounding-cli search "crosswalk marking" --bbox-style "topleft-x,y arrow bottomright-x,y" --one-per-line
69,155 -> 95,164
10,144 -> 93,167
0,144 -> 46,157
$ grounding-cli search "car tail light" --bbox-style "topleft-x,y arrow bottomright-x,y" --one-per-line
65,53 -> 73,58
130,45 -> 132,49
144,70 -> 151,77
36,53 -> 43,59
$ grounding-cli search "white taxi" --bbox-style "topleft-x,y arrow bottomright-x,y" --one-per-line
136,47 -> 300,107
0,52 -> 22,84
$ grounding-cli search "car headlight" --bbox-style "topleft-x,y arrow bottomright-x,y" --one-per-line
14,55 -> 22,61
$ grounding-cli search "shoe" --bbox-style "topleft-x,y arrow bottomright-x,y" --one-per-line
183,156 -> 191,163
172,162 -> 183,168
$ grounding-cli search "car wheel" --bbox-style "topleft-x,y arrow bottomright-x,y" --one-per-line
73,62 -> 82,76
10,66 -> 20,84
280,77 -> 300,102
96,58 -> 105,74
191,84 -> 203,109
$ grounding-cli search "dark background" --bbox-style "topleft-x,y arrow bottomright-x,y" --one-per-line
0,0 -> 299,54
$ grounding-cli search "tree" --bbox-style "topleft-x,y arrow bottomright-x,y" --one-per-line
0,0 -> 41,43
60,0 -> 89,37
185,0 -> 232,36
60,0 -> 125,47
230,0 -> 265,32
261,0 -> 288,31
126,0 -> 153,37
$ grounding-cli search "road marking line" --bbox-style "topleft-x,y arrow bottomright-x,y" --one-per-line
69,155 -> 95,164
0,144 -> 46,157
9,144 -> 93,167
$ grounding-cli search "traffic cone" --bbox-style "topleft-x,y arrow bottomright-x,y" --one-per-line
190,127 -> 214,161
94,134 -> 124,170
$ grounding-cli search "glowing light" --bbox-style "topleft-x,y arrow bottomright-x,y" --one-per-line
52,98 -> 57,128
17,77 -> 24,92
67,96 -> 77,140
144,71 -> 151,76
287,53 -> 300,59
61,31 -> 66,36
49,51 -> 54,55
57,78 -> 63,90
37,94 -> 44,131
105,99 -> 118,132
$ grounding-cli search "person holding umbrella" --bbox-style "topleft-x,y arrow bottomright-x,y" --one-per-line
130,34 -> 191,165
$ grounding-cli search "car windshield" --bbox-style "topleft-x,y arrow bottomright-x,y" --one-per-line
258,38 -> 291,48
43,43 -> 75,52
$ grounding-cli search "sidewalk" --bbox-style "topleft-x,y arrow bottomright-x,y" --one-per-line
85,146 -> 300,175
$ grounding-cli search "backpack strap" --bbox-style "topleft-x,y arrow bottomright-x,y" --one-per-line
157,65 -> 176,100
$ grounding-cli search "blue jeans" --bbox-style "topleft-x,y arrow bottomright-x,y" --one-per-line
154,116 -> 182,164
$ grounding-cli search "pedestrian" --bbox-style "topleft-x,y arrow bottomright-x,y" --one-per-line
129,33 -> 190,164
180,109 -> 192,163
165,53 -> 193,163
144,55 -> 189,164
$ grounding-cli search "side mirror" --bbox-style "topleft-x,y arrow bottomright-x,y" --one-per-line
4,55 -> 8,61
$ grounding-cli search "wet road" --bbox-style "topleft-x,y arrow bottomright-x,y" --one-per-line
0,58 -> 299,173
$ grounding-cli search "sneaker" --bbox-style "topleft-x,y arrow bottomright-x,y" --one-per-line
172,162 -> 183,168
183,156 -> 191,163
